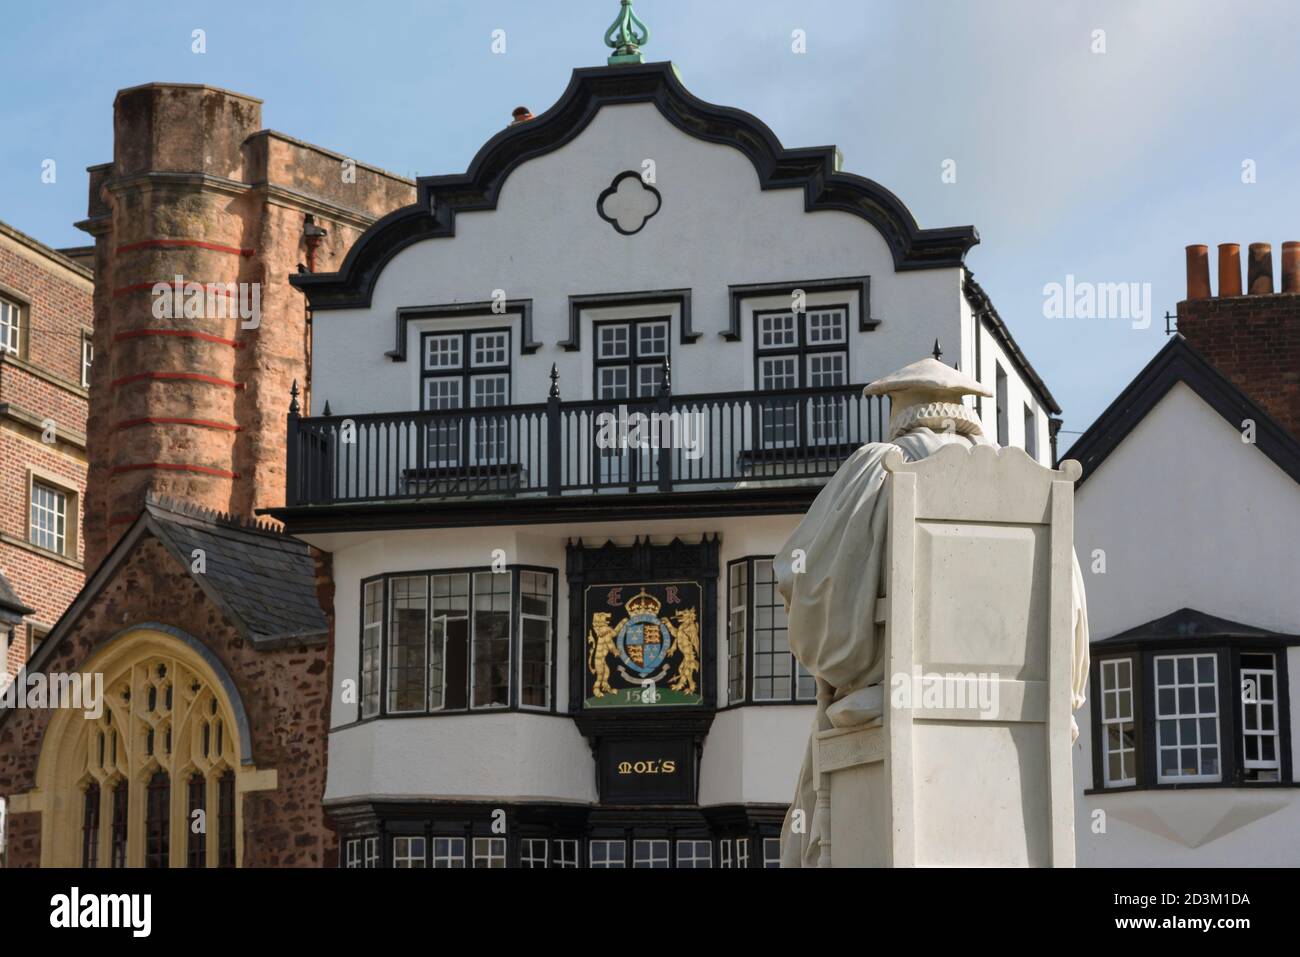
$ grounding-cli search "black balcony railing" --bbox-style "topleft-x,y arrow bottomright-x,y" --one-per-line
284,375 -> 886,507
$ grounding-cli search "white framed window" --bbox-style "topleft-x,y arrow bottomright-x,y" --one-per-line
763,837 -> 781,868
424,376 -> 462,410
345,838 -> 361,868
590,839 -> 626,869
386,576 -> 429,714
1100,658 -> 1136,787
471,331 -> 508,367
736,837 -> 750,868
632,839 -> 670,868
364,836 -> 379,867
518,570 -> 553,710
597,324 -> 630,359
360,580 -> 382,719
1240,653 -> 1280,782
392,835 -> 426,868
432,836 -> 465,868
470,571 -> 511,709
0,296 -> 20,356
719,840 -> 733,869
1154,653 -> 1220,783
521,837 -> 548,868
30,480 -> 68,555
81,332 -> 93,388
807,352 -> 845,387
472,836 -> 506,868
423,334 -> 462,369
758,312 -> 796,349
727,559 -> 747,704
676,840 -> 712,868
594,318 -> 668,400
805,308 -> 846,345
553,839 -> 579,869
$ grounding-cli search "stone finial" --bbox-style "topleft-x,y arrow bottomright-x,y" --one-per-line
605,0 -> 649,65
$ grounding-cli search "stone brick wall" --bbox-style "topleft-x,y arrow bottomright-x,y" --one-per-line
0,533 -> 336,867
1177,292 -> 1300,438
79,84 -> 414,568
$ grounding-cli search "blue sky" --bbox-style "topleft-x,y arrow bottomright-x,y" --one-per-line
2,0 -> 1297,438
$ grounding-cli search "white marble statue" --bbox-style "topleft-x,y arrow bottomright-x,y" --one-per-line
776,355 -> 1090,868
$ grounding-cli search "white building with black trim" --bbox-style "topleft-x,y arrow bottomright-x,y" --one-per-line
271,41 -> 1060,868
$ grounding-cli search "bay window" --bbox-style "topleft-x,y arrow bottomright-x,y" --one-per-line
357,566 -> 556,720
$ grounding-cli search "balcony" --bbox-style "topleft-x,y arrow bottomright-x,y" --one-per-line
284,377 -> 886,508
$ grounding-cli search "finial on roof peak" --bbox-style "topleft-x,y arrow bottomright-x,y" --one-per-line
605,0 -> 649,65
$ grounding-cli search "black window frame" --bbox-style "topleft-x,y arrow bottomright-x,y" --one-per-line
1088,644 -> 1295,793
752,305 -> 851,451
355,565 -> 559,724
592,316 -> 672,400
419,327 -> 512,411
723,556 -> 815,706
81,781 -> 100,868
145,769 -> 170,868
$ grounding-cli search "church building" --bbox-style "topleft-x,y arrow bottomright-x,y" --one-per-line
271,6 -> 1059,868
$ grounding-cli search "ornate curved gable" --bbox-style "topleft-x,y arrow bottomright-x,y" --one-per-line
291,61 -> 979,311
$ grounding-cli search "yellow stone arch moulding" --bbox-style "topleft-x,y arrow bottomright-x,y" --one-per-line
21,624 -> 276,867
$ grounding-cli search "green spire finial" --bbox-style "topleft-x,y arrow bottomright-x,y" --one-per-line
604,0 -> 649,65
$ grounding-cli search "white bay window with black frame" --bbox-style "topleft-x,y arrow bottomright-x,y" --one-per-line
726,556 -> 815,704
753,306 -> 849,451
358,566 -> 555,720
1091,645 -> 1291,791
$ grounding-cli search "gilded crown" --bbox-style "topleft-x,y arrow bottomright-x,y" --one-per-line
624,589 -> 661,616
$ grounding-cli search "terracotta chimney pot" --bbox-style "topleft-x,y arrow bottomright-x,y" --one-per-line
1281,241 -> 1300,293
1247,243 -> 1274,294
1217,244 -> 1242,297
1185,244 -> 1211,300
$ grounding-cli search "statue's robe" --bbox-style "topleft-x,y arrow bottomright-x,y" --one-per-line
775,426 -> 1090,868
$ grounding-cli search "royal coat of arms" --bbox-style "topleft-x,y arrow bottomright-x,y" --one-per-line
585,582 -> 702,708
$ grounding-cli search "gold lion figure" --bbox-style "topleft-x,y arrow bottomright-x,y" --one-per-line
588,612 -> 625,698
662,608 -> 700,695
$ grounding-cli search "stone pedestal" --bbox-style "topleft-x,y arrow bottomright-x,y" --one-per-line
814,444 -> 1081,867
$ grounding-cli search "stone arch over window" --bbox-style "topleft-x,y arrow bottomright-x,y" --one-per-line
33,624 -> 262,867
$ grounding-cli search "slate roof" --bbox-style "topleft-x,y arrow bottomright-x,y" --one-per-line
143,496 -> 329,646
1094,607 -> 1299,647
0,567 -> 34,624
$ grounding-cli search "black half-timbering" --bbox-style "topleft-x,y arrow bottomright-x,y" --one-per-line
332,800 -> 785,868
1086,609 -> 1298,793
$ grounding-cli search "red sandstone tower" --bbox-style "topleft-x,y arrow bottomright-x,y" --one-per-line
75,84 -> 414,568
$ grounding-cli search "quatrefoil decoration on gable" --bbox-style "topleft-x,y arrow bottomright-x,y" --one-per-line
597,170 -> 662,236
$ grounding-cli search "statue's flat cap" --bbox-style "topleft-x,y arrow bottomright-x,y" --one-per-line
863,356 -> 994,398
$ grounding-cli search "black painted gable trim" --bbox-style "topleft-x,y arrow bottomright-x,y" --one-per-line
562,288 -> 696,351
724,276 -> 873,341
963,273 -> 1060,415
1064,335 -> 1300,487
289,62 -> 978,311
388,299 -> 537,361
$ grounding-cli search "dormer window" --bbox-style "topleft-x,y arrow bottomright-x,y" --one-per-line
421,328 -> 512,465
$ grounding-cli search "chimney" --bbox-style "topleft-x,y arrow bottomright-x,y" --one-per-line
1247,243 -> 1274,294
510,106 -> 534,126
1217,243 -> 1242,297
1185,244 -> 1211,300
1176,239 -> 1300,440
1282,241 -> 1300,293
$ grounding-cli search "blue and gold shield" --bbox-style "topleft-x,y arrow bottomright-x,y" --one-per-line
618,612 -> 668,676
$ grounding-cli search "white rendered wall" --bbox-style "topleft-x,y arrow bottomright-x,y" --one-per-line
974,318 -> 1051,464
311,101 -> 969,415
316,514 -> 812,807
1072,383 -> 1300,865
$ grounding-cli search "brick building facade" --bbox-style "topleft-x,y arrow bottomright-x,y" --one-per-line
0,82 -> 412,866
0,220 -> 93,675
